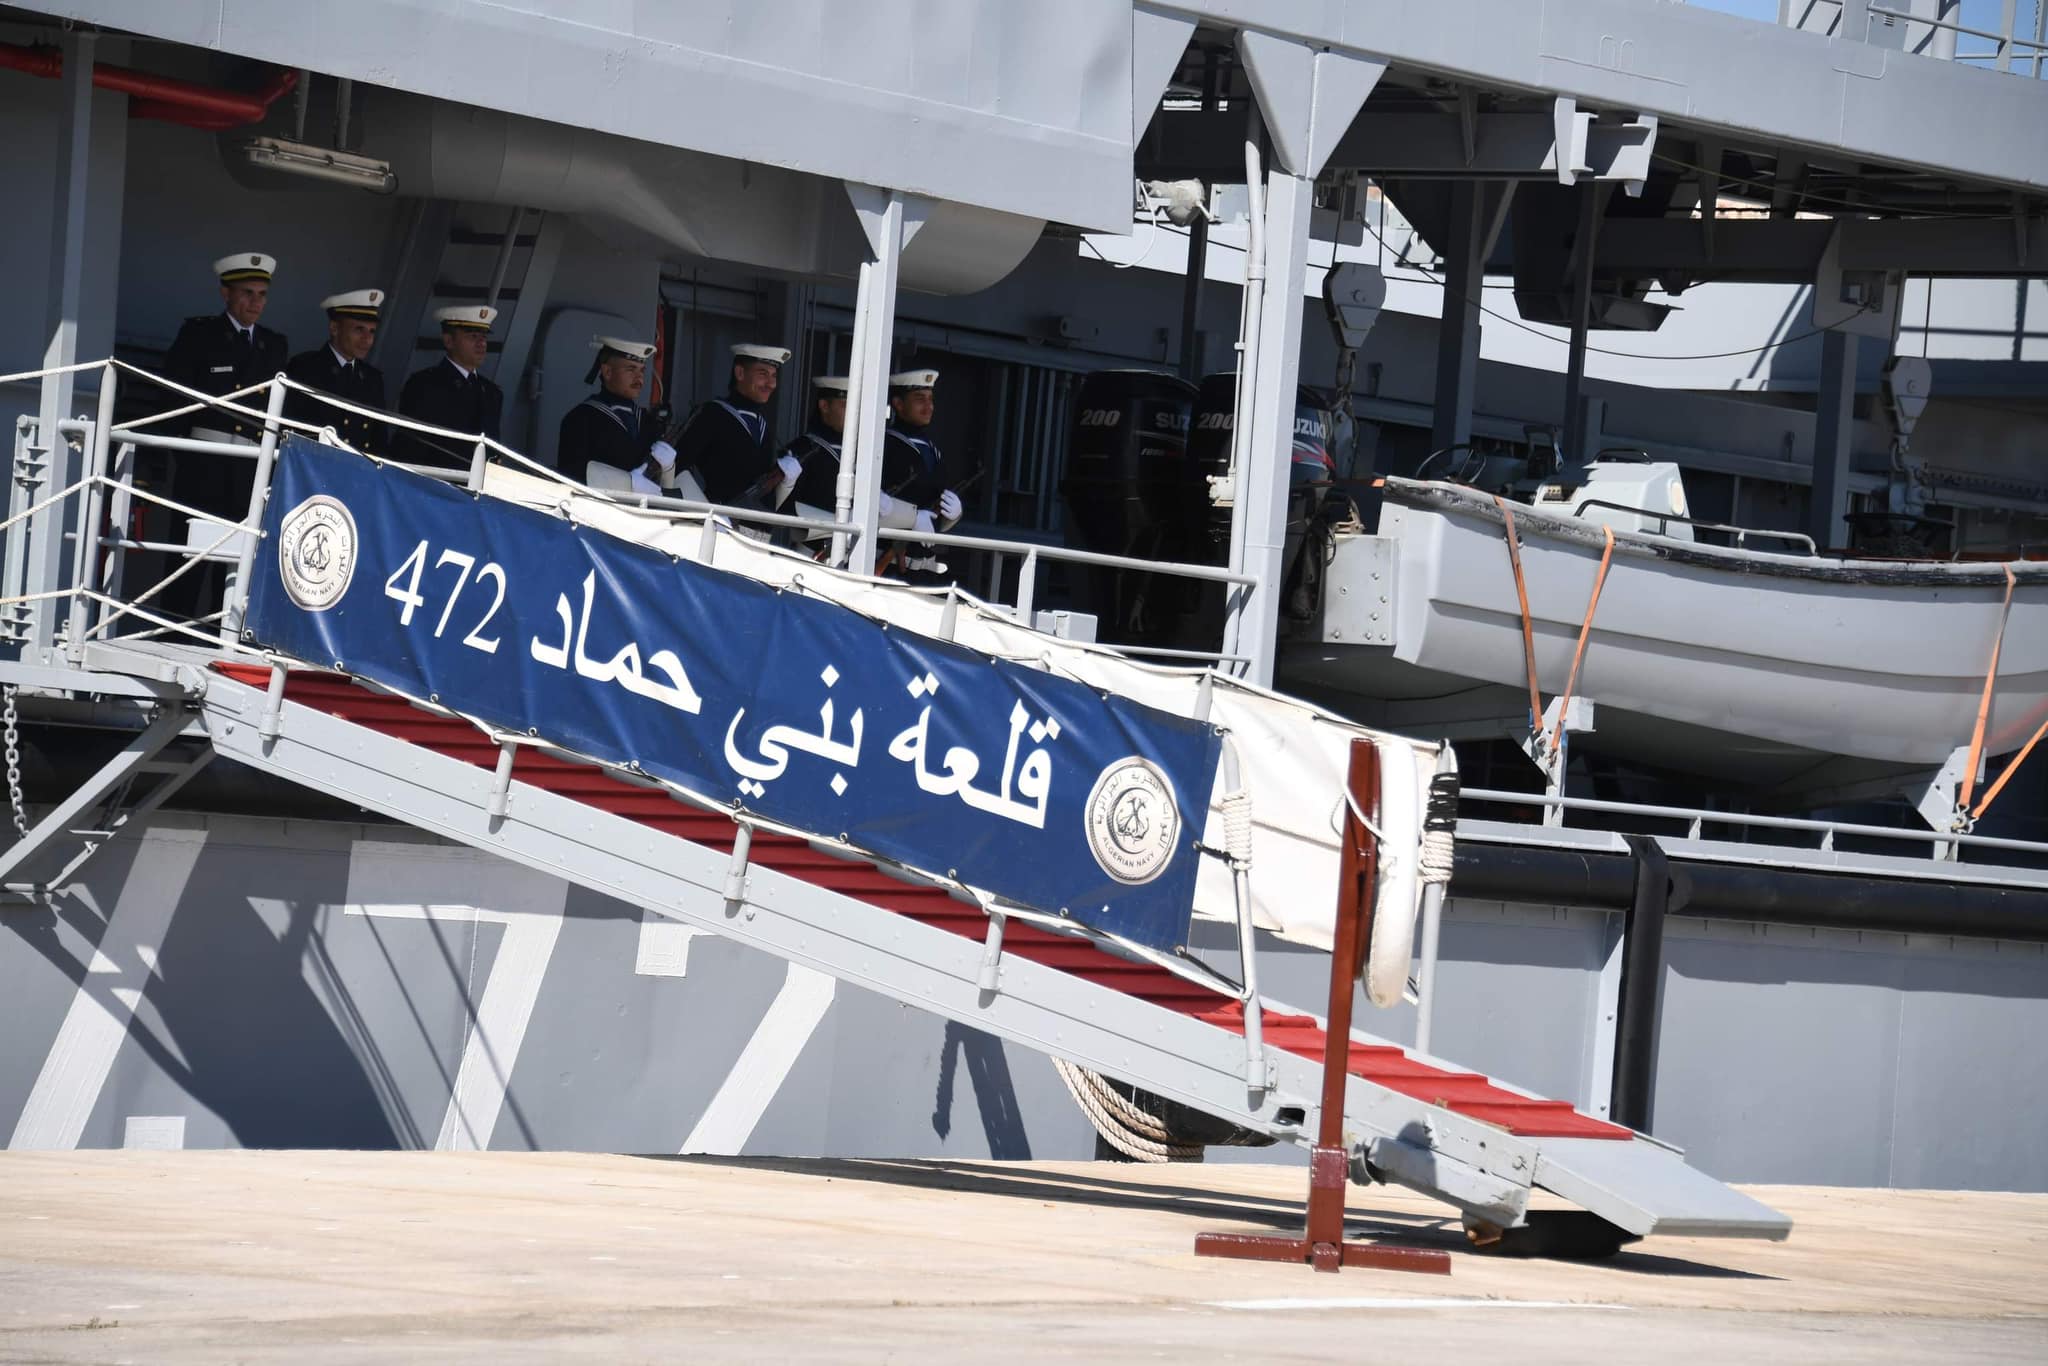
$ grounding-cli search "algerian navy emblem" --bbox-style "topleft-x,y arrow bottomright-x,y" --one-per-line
277,495 -> 358,611
1084,757 -> 1179,885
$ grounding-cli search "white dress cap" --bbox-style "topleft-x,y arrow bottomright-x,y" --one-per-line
215,252 -> 276,283
322,289 -> 385,318
731,343 -> 791,366
888,368 -> 939,390
592,336 -> 657,360
811,375 -> 851,394
433,304 -> 498,330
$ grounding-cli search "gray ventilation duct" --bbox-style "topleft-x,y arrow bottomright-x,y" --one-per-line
229,91 -> 1046,296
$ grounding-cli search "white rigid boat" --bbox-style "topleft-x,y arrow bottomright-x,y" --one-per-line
1284,475 -> 2048,797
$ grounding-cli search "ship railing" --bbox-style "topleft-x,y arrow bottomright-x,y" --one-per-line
1567,498 -> 1821,554
3,361 -> 1259,676
1860,0 -> 2048,77
1460,788 -> 2048,863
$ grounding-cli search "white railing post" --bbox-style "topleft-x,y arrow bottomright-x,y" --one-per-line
64,364 -> 118,661
221,377 -> 290,646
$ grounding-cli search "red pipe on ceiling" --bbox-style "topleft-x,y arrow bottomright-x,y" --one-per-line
0,41 -> 298,127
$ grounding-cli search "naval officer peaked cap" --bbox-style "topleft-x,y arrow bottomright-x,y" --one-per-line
811,375 -> 851,394
215,252 -> 276,284
888,368 -> 939,390
731,343 -> 791,366
434,304 -> 497,331
322,289 -> 385,320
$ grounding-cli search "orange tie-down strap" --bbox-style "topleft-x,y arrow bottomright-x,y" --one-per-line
1961,565 -> 2048,822
1493,497 -> 1616,755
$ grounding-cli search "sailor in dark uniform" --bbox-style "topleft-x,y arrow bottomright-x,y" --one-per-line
398,304 -> 504,468
155,252 -> 291,622
881,368 -> 963,576
673,343 -> 792,508
557,337 -> 670,493
161,252 -> 289,520
284,289 -> 391,455
784,374 -> 850,520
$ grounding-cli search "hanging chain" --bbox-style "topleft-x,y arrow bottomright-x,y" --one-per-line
3,684 -> 26,839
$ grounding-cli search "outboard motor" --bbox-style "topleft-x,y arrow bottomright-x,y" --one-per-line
1059,370 -> 1200,643
1180,374 -> 1340,642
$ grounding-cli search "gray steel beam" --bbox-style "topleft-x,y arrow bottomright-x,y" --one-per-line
1429,181 -> 1492,455
1160,0 -> 2048,196
1806,329 -> 1859,548
1592,215 -> 2048,279
28,31 -> 94,657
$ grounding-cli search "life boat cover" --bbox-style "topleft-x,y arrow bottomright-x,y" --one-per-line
481,465 -> 1441,956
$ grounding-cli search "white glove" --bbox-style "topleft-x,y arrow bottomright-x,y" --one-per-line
776,454 -> 803,485
913,510 -> 936,536
938,489 -> 962,524
629,468 -> 662,497
649,439 -> 677,472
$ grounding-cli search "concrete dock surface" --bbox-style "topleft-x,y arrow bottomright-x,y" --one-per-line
0,1151 -> 2043,1363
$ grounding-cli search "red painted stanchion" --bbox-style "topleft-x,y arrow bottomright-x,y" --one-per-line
1194,738 -> 1452,1276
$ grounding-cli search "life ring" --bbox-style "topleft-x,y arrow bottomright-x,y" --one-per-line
1364,738 -> 1430,1008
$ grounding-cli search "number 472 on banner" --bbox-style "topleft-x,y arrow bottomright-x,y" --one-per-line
384,539 -> 507,654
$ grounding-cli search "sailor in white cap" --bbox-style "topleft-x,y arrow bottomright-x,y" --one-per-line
881,368 -> 964,575
673,342 -> 793,508
557,337 -> 669,492
159,252 -> 291,617
284,289 -> 392,454
398,304 -> 505,467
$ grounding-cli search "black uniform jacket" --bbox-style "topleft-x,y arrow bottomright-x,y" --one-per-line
675,395 -> 775,506
162,312 -> 290,518
881,421 -> 947,509
782,423 -> 844,512
398,357 -> 504,468
557,392 -> 656,477
284,346 -> 391,455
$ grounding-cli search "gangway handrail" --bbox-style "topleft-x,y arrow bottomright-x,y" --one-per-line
1460,786 -> 2048,859
6,357 -> 1263,675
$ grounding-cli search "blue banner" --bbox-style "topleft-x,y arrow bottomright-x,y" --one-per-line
245,437 -> 1218,951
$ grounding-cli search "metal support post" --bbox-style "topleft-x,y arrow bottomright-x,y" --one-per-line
1176,49 -> 1220,382
257,661 -> 289,742
29,31 -> 94,658
1222,166 -> 1313,688
836,185 -> 927,576
64,365 -> 118,662
722,823 -> 754,913
1806,328 -> 1859,550
222,380 -> 291,646
1608,835 -> 1671,1133
1430,181 -> 1488,456
467,439 -> 490,492
487,739 -> 517,821
1560,181 -> 1601,465
1196,740 -> 1451,1276
977,911 -> 1006,994
1413,881 -> 1446,1055
1015,546 -> 1039,621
